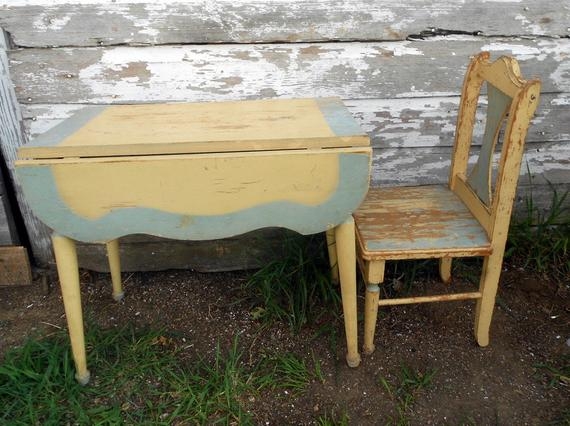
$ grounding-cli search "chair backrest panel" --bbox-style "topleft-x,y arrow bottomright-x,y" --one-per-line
467,83 -> 512,206
450,52 -> 541,242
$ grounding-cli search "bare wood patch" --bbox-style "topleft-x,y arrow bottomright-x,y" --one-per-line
9,38 -> 570,104
0,246 -> 32,286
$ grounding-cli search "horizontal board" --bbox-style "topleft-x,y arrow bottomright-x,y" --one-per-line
76,228 -> 303,273
21,93 -> 570,149
9,38 -> 570,104
370,142 -> 570,187
19,98 -> 367,159
1,1 -> 568,47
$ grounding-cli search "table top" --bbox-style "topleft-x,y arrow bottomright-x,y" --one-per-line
19,97 -> 368,160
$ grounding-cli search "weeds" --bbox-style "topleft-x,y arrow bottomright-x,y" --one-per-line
0,324 -> 316,424
243,233 -> 341,332
534,354 -> 570,388
316,410 -> 350,425
379,364 -> 437,425
506,181 -> 569,282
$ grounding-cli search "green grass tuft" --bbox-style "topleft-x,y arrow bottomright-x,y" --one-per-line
506,180 -> 569,282
379,364 -> 437,425
243,233 -> 341,333
0,324 -> 319,425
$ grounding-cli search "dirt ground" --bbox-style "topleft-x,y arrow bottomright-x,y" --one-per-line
0,262 -> 568,425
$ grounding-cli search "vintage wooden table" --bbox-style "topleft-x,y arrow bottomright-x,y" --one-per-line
15,97 -> 371,384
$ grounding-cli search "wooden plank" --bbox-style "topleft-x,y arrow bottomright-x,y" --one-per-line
8,38 -> 570,104
76,228 -> 299,273
19,98 -> 368,159
0,1 -> 567,47
0,30 -> 52,264
0,246 -> 32,286
370,142 -> 570,187
22,93 -> 570,149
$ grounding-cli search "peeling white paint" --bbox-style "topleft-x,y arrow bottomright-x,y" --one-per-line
514,13 -> 545,35
480,42 -> 543,60
32,13 -> 72,31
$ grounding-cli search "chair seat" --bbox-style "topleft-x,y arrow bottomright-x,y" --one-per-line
354,185 -> 492,260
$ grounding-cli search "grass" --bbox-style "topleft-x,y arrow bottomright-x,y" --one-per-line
242,233 -> 341,333
379,364 -> 437,425
506,181 -> 569,282
0,323 -> 317,425
535,354 -> 570,388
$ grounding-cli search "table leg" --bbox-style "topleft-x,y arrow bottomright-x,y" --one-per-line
106,239 -> 124,301
52,234 -> 90,385
335,217 -> 361,368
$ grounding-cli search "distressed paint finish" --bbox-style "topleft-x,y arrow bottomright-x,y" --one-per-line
354,185 -> 492,258
467,84 -> 512,205
17,152 -> 370,242
1,1 -> 569,270
23,93 -> 570,148
1,1 -> 567,47
8,38 -> 570,104
16,97 -> 371,242
355,53 -> 542,354
0,29 -> 51,262
19,98 -> 367,159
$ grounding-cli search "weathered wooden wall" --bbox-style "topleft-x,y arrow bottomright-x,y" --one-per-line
0,0 -> 569,270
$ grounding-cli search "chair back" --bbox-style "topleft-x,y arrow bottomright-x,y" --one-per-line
449,52 -> 541,246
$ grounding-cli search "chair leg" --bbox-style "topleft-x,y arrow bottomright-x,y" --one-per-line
439,257 -> 452,284
106,239 -> 124,301
474,253 -> 503,347
52,234 -> 90,385
363,260 -> 385,355
325,228 -> 339,284
335,217 -> 361,368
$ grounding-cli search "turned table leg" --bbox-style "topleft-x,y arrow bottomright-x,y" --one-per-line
106,239 -> 124,301
52,234 -> 90,385
335,217 -> 361,368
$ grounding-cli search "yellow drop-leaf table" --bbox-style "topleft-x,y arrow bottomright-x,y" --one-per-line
16,97 -> 371,384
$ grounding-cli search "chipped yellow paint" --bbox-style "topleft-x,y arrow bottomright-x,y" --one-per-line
66,98 -> 333,145
355,52 -> 541,354
50,151 -> 340,220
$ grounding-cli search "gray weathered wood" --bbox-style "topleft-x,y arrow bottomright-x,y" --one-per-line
1,1 -> 568,47
369,142 -> 569,187
0,29 -> 51,262
9,38 -> 569,105
76,228 -> 300,273
21,93 -> 570,149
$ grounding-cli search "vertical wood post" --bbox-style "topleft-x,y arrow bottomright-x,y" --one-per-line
0,28 -> 52,265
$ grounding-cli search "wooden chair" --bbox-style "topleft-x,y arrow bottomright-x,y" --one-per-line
353,52 -> 541,355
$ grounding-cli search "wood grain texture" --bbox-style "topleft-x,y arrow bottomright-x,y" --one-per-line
1,1 -> 567,47
22,93 -> 570,149
19,98 -> 368,159
0,246 -> 32,286
0,30 -> 51,262
8,38 -> 570,104
354,185 -> 492,259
